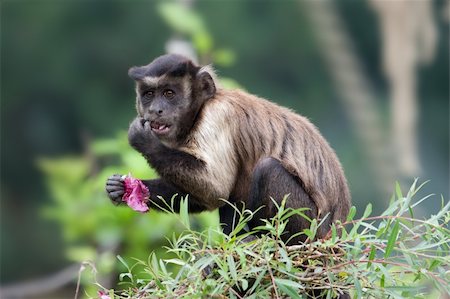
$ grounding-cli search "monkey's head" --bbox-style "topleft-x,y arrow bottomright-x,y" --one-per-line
128,54 -> 216,145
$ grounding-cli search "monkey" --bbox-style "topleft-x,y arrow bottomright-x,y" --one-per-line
105,53 -> 351,244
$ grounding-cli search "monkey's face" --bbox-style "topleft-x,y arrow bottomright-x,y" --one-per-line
135,78 -> 195,144
129,54 -> 216,146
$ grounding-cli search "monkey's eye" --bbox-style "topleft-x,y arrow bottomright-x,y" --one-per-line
163,89 -> 175,99
143,90 -> 154,98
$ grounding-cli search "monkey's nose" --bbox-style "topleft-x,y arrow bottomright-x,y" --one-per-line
148,108 -> 164,116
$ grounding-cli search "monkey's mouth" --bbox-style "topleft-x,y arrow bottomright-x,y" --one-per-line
150,121 -> 171,135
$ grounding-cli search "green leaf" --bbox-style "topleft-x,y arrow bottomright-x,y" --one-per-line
331,224 -> 337,243
378,264 -> 392,288
408,205 -> 414,218
279,247 -> 292,272
410,193 -> 435,209
66,246 -> 96,262
346,206 -> 356,222
240,279 -> 248,291
398,243 -> 413,266
213,49 -> 236,67
277,283 -> 302,299
227,255 -> 237,282
354,275 -> 362,298
248,269 -> 267,293
428,259 -> 441,271
158,2 -> 205,35
274,278 -> 304,290
179,196 -> 190,230
367,245 -> 376,268
193,31 -> 213,55
119,272 -> 133,282
395,182 -> 403,199
308,219 -> 318,240
362,203 -> 372,219
380,274 -> 385,288
117,255 -> 130,270
164,258 -> 186,266
384,220 -> 400,258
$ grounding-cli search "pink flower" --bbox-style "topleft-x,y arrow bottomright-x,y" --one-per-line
122,174 -> 150,213
98,290 -> 111,299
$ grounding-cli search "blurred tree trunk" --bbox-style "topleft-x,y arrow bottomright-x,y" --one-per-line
304,1 -> 395,196
370,0 -> 437,177
305,0 -> 438,198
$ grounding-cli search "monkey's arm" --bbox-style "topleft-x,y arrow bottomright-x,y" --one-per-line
128,117 -> 206,186
128,117 -> 224,209
106,175 -> 207,213
128,117 -> 204,171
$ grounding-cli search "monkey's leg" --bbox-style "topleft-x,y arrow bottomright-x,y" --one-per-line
247,157 -> 319,244
218,202 -> 248,235
219,205 -> 236,235
248,158 -> 348,298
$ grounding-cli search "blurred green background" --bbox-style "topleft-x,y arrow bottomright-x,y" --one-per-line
1,0 -> 448,297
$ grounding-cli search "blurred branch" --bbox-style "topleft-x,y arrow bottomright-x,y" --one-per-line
0,242 -> 120,298
158,0 -> 200,63
0,264 -> 79,298
304,1 -> 395,196
81,130 -> 100,177
165,37 -> 198,63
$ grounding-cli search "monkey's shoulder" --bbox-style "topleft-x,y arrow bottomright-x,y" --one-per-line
209,89 -> 317,134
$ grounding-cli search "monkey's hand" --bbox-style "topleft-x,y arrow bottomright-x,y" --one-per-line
105,174 -> 125,205
128,117 -> 157,153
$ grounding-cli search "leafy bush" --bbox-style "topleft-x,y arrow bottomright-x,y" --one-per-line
39,132 -> 217,297
86,180 -> 449,299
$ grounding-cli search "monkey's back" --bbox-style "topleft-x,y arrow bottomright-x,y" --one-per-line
215,89 -> 351,223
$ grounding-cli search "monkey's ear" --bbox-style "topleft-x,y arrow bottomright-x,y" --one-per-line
128,66 -> 146,81
196,71 -> 216,100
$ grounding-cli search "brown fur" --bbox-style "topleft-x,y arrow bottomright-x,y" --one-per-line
180,88 -> 351,224
107,54 -> 351,247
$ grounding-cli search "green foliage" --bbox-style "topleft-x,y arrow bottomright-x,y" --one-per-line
157,0 -> 240,91
88,181 -> 449,298
158,1 -> 235,68
39,132 -> 218,296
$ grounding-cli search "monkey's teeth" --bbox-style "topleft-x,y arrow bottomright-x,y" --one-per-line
150,121 -> 170,134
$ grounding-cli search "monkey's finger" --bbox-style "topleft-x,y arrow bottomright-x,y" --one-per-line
106,175 -> 125,186
109,174 -> 124,181
108,190 -> 125,200
106,185 -> 124,192
144,121 -> 151,131
107,179 -> 124,186
131,117 -> 144,130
